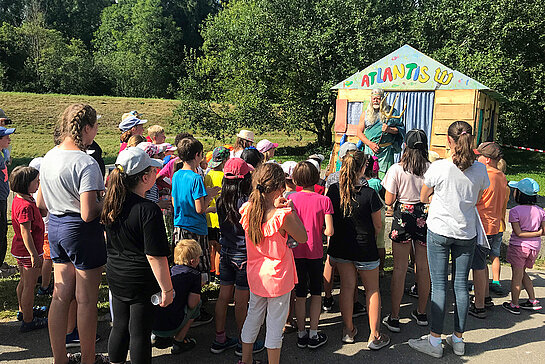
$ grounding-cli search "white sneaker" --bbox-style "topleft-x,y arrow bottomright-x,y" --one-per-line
408,335 -> 443,358
446,334 -> 465,356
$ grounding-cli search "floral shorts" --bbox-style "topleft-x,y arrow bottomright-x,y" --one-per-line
389,202 -> 429,246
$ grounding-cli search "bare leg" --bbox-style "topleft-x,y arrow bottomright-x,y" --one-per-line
491,255 -> 501,282
241,342 -> 253,364
359,267 -> 381,341
323,255 -> 335,299
41,259 -> 53,289
522,270 -> 536,301
336,262 -> 356,333
390,242 -> 410,318
309,295 -> 321,331
16,263 -> 23,312
472,268 -> 487,309
234,289 -> 249,334
267,348 -> 281,364
21,266 -> 41,322
49,263 -> 76,364
510,266 -> 524,305
67,300 -> 77,334
484,265 -> 490,298
215,284 -> 234,334
414,243 -> 430,314
74,267 -> 102,364
378,248 -> 386,273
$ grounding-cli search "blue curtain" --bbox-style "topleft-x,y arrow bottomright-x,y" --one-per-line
385,91 -> 435,162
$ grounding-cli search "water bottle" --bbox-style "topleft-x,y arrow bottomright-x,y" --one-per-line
151,290 -> 175,305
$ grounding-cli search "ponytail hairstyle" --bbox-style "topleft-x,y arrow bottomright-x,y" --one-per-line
246,163 -> 285,245
338,150 -> 366,217
448,121 -> 475,171
217,173 -> 252,225
101,166 -> 152,225
120,129 -> 134,143
58,104 -> 97,151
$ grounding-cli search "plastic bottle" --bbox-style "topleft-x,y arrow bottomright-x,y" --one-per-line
151,290 -> 175,305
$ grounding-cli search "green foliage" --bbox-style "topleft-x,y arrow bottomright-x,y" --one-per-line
0,17 -> 101,94
94,0 -> 184,98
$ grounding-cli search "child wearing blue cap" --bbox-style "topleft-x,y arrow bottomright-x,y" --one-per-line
503,178 -> 545,314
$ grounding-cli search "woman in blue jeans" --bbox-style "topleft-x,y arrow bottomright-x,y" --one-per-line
408,121 -> 489,358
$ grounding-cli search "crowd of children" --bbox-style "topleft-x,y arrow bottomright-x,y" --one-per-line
2,103 -> 545,363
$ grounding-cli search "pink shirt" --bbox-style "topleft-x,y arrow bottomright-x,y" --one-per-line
157,157 -> 180,182
240,202 -> 298,297
382,163 -> 428,204
288,191 -> 333,259
509,205 -> 545,250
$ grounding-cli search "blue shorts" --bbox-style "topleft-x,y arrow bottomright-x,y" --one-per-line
329,256 -> 380,271
219,247 -> 249,290
48,213 -> 107,270
488,233 -> 503,258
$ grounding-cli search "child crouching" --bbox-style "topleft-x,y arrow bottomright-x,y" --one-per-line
152,239 -> 203,354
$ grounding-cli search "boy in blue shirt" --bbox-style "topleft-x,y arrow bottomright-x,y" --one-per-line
172,137 -> 220,284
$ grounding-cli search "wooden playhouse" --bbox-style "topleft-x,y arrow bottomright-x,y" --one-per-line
328,44 -> 505,174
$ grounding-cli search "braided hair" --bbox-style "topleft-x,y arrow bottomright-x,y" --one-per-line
58,104 -> 97,151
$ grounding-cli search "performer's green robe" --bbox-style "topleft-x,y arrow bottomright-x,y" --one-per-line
363,108 -> 406,177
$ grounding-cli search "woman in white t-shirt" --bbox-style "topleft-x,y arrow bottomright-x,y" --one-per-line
381,129 -> 431,334
37,104 -> 107,364
408,121 -> 489,358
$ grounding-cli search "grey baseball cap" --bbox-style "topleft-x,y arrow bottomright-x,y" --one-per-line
338,142 -> 357,158
115,147 -> 163,176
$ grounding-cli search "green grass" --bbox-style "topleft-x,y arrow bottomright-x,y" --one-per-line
502,148 -> 545,196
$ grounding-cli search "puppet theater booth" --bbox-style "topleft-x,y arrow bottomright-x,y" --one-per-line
328,44 -> 505,173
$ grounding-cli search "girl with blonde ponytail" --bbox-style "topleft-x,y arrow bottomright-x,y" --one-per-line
239,163 -> 307,364
409,121 -> 490,358
326,150 -> 390,350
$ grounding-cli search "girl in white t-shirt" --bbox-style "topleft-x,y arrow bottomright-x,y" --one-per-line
381,129 -> 431,334
408,121 -> 489,358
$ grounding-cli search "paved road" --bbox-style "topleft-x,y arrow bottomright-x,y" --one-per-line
1,266 -> 544,363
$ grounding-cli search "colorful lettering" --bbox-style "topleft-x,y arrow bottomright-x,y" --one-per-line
392,64 -> 405,80
377,68 -> 384,84
361,75 -> 369,87
418,66 -> 430,83
406,63 -> 417,80
413,66 -> 420,81
369,71 -> 377,85
434,68 -> 453,85
383,67 -> 393,82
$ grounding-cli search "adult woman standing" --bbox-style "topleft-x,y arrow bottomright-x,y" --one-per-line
102,147 -> 172,364
37,104 -> 107,364
408,121 -> 489,358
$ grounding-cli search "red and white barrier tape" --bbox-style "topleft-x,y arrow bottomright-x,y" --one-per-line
500,144 -> 545,154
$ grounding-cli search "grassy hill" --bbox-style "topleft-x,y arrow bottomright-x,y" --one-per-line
0,91 -> 317,167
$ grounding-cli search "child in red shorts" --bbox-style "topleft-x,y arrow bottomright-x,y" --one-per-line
10,166 -> 47,332
502,178 -> 545,314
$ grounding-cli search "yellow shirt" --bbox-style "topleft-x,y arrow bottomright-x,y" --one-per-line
204,170 -> 223,228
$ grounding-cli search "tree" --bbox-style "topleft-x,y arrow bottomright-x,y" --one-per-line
94,0 -> 184,98
177,0 -> 416,146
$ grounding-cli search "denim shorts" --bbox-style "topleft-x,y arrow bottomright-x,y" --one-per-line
329,256 -> 380,271
219,247 -> 249,290
471,244 -> 491,270
488,233 -> 503,257
48,213 -> 106,270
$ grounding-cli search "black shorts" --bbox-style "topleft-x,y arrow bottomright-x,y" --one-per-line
389,202 -> 429,246
294,258 -> 323,297
208,227 -> 220,242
